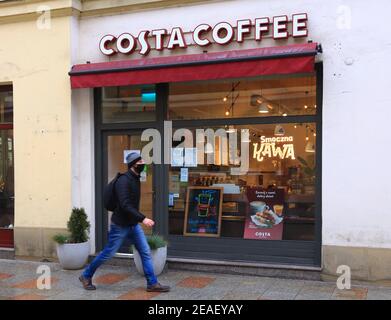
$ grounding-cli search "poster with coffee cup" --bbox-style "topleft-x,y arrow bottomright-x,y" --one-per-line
243,187 -> 285,240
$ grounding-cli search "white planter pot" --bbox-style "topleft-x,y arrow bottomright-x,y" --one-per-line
133,246 -> 167,276
56,241 -> 90,270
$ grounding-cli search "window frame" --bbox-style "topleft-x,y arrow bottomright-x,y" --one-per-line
94,63 -> 323,266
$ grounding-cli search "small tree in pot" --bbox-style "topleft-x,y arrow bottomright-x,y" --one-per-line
132,234 -> 167,276
53,207 -> 90,270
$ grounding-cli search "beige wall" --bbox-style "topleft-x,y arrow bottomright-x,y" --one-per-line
0,7 -> 74,255
322,245 -> 391,281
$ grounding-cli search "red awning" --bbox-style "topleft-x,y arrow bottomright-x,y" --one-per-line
70,43 -> 319,89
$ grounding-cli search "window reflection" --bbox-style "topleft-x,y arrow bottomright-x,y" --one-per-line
102,85 -> 156,123
169,75 -> 316,120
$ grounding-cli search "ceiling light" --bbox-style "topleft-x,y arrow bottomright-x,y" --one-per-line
304,105 -> 308,109
294,125 -> 297,129
258,103 -> 269,113
250,94 -> 264,106
313,132 -> 316,137
274,125 -> 285,136
314,104 -> 317,109
282,113 -> 288,117
305,141 -> 315,153
225,110 -> 230,116
223,96 -> 228,102
305,136 -> 309,141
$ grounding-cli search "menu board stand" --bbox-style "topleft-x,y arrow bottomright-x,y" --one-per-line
183,186 -> 223,237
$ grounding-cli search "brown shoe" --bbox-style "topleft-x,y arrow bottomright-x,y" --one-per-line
146,282 -> 170,292
79,275 -> 96,290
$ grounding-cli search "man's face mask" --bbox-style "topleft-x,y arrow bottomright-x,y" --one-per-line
134,163 -> 145,174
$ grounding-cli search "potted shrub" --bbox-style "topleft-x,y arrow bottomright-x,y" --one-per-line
132,234 -> 167,276
53,207 -> 90,270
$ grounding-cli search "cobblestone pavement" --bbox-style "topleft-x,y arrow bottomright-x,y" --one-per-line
0,259 -> 390,300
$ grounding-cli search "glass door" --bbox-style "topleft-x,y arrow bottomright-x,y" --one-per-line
104,131 -> 154,254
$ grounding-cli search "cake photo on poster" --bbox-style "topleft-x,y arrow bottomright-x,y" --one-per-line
243,187 -> 285,240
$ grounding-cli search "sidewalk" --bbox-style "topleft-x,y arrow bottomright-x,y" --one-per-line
0,258 -> 390,300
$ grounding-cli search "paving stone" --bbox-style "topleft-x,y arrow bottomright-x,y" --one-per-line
0,287 -> 32,297
11,293 -> 47,300
177,276 -> 216,288
0,273 -> 13,280
98,274 -> 144,290
160,271 -> 198,284
260,289 -> 300,300
222,291 -> 262,300
47,286 -> 129,300
295,284 -> 335,300
1,258 -> 390,301
151,286 -> 204,300
331,287 -> 368,300
117,287 -> 161,300
365,288 -> 391,300
11,277 -> 58,289
178,284 -> 236,300
94,273 -> 129,285
270,278 -> 307,288
213,275 -> 275,288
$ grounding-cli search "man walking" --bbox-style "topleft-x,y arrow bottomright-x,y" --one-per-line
79,152 -> 170,292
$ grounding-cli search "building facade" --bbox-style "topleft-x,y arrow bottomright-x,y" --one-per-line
1,0 -> 390,280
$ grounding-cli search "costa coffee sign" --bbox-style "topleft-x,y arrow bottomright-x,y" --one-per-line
100,13 -> 308,56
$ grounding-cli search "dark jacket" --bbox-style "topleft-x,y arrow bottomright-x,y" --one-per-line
111,170 -> 145,227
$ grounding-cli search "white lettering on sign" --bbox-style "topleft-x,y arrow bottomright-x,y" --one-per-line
117,33 -> 136,54
212,22 -> 234,45
260,136 -> 294,143
273,16 -> 289,39
237,19 -> 252,42
99,13 -> 309,56
151,29 -> 167,51
253,136 -> 295,162
99,35 -> 116,55
193,24 -> 212,46
292,13 -> 308,37
255,17 -> 269,41
138,30 -> 151,55
167,27 -> 187,49
255,231 -> 271,237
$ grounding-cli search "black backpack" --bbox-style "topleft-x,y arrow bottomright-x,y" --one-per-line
103,173 -> 123,211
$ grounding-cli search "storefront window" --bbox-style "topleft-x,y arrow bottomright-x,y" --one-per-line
0,87 -> 14,245
0,90 -> 13,124
102,84 -> 156,123
96,66 -> 321,263
169,75 -> 316,120
168,123 -> 316,241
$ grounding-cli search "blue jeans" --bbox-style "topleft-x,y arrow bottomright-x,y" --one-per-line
82,223 -> 158,286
